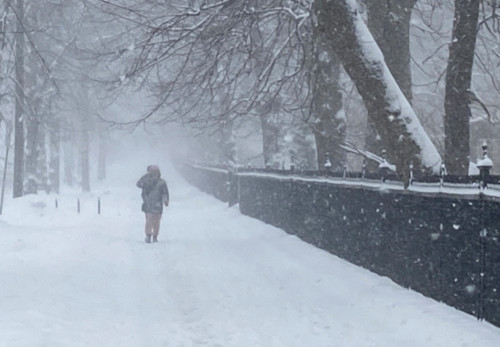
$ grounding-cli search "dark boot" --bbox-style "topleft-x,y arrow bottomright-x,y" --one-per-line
145,235 -> 152,243
153,236 -> 158,243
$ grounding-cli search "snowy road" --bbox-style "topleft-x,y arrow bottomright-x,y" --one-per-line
1,160 -> 500,346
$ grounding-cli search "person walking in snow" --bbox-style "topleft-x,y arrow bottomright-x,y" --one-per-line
136,165 -> 169,243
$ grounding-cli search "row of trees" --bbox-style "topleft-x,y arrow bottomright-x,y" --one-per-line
1,0 -> 114,198
83,0 -> 499,185
2,0 -> 499,196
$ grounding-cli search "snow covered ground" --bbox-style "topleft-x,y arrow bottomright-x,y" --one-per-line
1,156 -> 500,346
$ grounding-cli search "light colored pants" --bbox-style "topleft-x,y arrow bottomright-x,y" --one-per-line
145,213 -> 162,236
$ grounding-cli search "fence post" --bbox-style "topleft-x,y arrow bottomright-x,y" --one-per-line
324,152 -> 332,171
440,163 -> 447,188
478,189 -> 490,321
479,222 -> 487,320
477,143 -> 493,320
378,149 -> 390,183
409,162 -> 414,186
477,142 -> 493,190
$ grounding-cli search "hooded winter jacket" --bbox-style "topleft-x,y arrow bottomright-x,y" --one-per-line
137,172 -> 169,214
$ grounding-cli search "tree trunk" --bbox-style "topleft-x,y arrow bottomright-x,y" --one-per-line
97,127 -> 106,181
310,29 -> 346,171
13,0 -> 24,198
365,0 -> 416,103
215,92 -> 237,167
220,120 -> 236,167
313,0 -> 441,184
80,128 -> 90,192
259,113 -> 282,168
37,128 -> 48,193
24,114 -> 39,194
49,120 -> 60,193
444,0 -> 479,175
364,0 -> 417,172
63,141 -> 74,186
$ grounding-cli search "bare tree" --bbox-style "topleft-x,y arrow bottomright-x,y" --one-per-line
405,1 -> 500,173
15,0 -> 85,194
313,0 -> 441,184
84,1 -> 310,128
83,0 -> 442,182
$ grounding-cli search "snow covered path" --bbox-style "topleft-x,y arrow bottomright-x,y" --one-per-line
1,161 -> 500,346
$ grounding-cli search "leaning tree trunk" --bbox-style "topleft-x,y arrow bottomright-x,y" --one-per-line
310,29 -> 346,171
313,0 -> 441,185
364,0 -> 417,172
444,0 -> 480,175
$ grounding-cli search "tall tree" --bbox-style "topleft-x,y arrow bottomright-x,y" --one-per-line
313,0 -> 441,184
85,0 -> 441,181
444,0 -> 480,175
